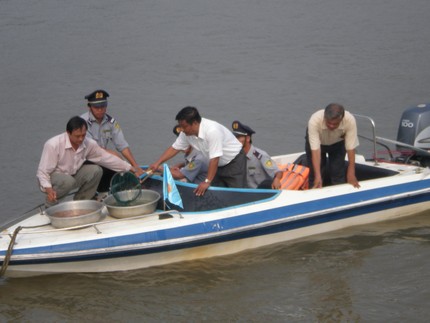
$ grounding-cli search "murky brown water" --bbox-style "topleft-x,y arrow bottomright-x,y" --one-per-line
1,0 -> 430,321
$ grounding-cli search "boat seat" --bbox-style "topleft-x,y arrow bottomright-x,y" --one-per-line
291,153 -> 398,183
142,177 -> 278,212
354,163 -> 398,181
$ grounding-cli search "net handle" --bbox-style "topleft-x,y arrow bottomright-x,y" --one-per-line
139,169 -> 154,184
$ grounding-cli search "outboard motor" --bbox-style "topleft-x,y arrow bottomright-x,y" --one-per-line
396,103 -> 430,166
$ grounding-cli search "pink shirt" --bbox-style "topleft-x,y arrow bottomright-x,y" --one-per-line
37,132 -> 131,188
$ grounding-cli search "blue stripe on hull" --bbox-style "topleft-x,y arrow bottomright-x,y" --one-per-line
4,183 -> 430,266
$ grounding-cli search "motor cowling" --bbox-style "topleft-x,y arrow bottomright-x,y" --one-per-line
396,103 -> 430,166
397,103 -> 430,150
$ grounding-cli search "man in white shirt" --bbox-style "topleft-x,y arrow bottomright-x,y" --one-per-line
149,106 -> 247,196
37,116 -> 136,207
168,125 -> 209,184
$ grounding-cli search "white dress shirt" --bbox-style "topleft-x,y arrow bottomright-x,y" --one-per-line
172,118 -> 242,166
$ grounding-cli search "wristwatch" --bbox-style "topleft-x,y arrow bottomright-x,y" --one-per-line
204,178 -> 211,184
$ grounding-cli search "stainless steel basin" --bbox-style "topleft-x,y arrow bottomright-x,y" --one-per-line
46,200 -> 105,228
104,189 -> 160,218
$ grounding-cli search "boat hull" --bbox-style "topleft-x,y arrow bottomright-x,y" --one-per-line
4,203 -> 429,278
2,160 -> 430,277
2,193 -> 429,277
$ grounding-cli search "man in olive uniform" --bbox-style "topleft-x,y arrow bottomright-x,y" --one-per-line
232,120 -> 282,189
81,89 -> 144,192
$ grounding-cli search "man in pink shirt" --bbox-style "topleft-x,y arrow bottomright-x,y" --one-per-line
37,116 -> 137,207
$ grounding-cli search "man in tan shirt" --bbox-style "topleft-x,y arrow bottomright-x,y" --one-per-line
305,103 -> 360,189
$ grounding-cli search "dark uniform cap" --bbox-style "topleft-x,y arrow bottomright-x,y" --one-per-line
173,125 -> 183,136
85,89 -> 109,108
232,120 -> 255,136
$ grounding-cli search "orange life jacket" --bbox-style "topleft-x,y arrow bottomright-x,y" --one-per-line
277,163 -> 310,190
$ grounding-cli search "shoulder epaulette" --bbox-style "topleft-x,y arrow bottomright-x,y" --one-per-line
106,113 -> 116,124
253,150 -> 262,160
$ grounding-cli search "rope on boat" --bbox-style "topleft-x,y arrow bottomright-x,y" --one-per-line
0,226 -> 22,277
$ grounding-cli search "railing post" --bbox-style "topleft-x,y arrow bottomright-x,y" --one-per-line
352,114 -> 379,165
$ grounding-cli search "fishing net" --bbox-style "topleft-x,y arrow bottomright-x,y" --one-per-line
110,171 -> 142,205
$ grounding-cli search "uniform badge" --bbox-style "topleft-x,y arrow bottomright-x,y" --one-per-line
265,160 -> 273,167
187,161 -> 196,170
95,92 -> 104,99
114,122 -> 121,130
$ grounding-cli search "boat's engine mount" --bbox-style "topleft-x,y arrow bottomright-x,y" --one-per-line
396,103 -> 430,166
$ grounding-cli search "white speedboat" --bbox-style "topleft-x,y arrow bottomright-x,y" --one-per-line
2,104 -> 430,278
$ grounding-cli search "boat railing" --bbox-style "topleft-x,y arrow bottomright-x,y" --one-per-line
354,114 -> 430,167
353,114 -> 379,165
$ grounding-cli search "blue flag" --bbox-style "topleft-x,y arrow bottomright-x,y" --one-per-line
163,163 -> 184,209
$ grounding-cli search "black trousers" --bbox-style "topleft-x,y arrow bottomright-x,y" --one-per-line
305,133 -> 346,187
212,149 -> 247,188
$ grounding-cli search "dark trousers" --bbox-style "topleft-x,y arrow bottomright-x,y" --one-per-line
305,133 -> 346,187
212,149 -> 247,188
97,166 -> 116,192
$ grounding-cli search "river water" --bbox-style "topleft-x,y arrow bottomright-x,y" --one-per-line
1,0 -> 430,321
